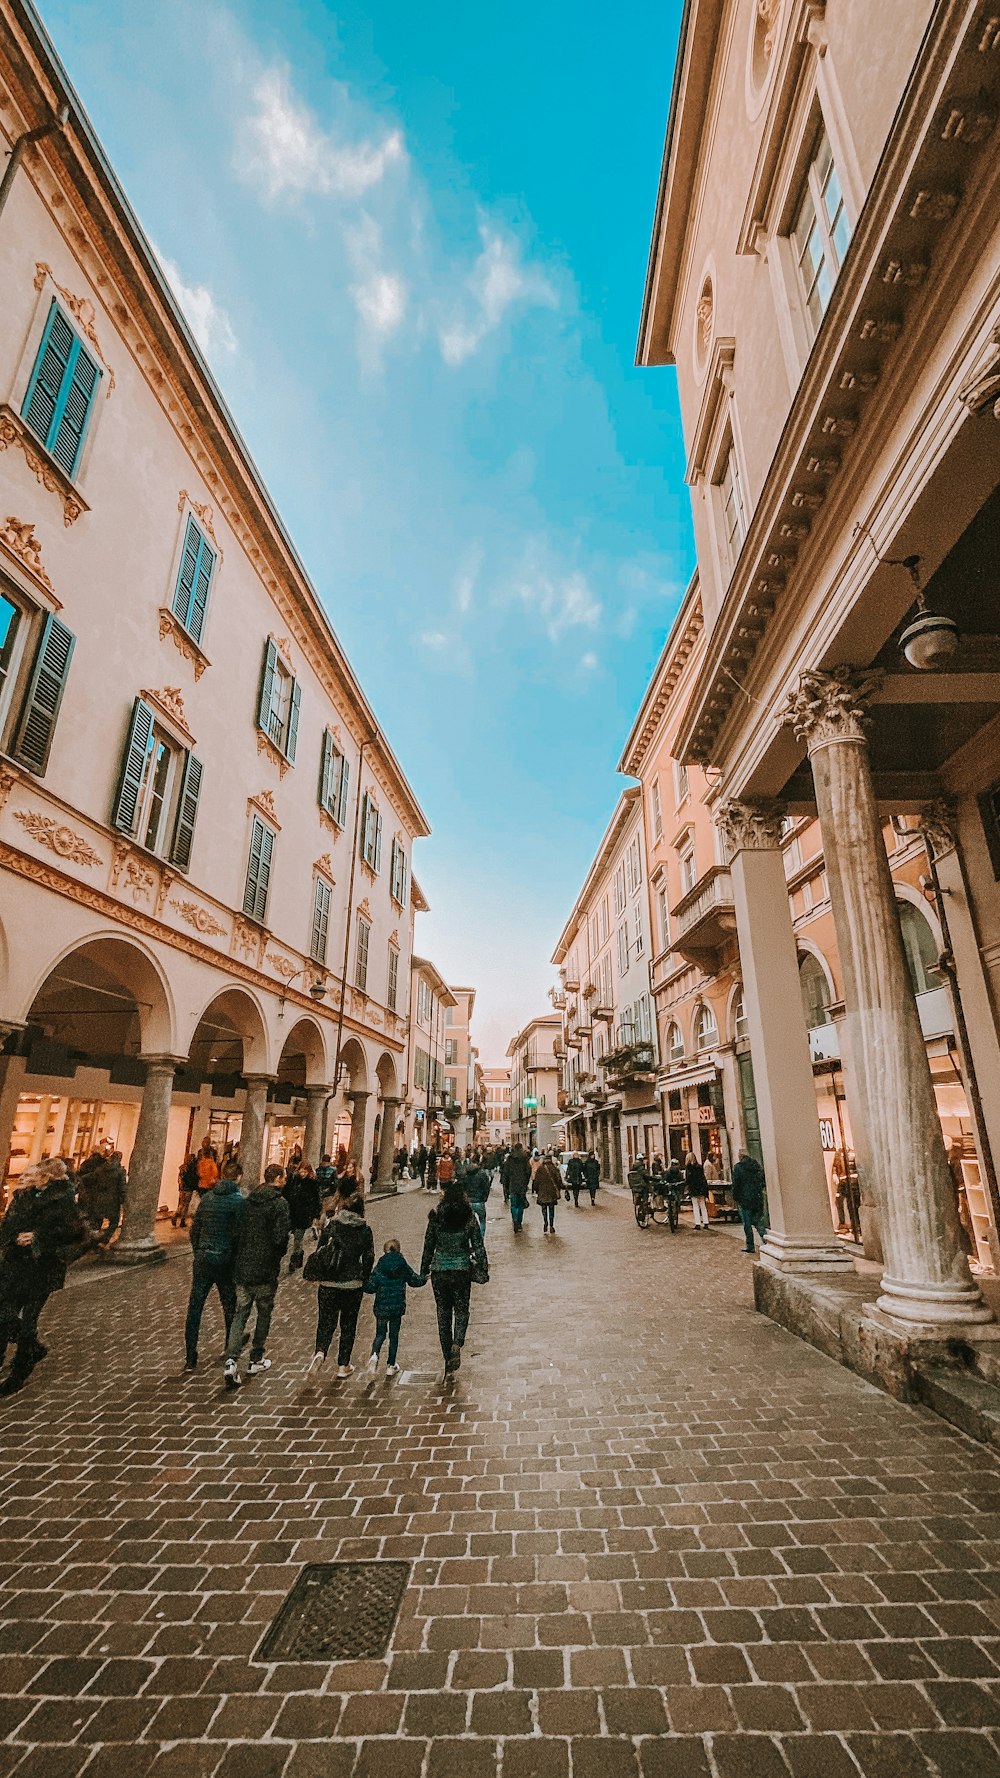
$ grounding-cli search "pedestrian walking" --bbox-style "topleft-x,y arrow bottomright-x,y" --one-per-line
425,1147 -> 438,1192
732,1150 -> 768,1254
172,1149 -> 201,1228
78,1148 -> 127,1244
533,1152 -> 562,1233
195,1136 -> 220,1197
223,1163 -> 290,1389
420,1181 -> 488,1375
583,1151 -> 600,1205
307,1192 -> 375,1378
336,1157 -> 364,1199
0,1159 -> 92,1397
464,1158 -> 492,1237
502,1142 -> 531,1231
283,1162 -> 322,1272
415,1143 -> 428,1186
686,1151 -> 711,1229
364,1237 -> 427,1375
566,1152 -> 584,1206
316,1152 -> 337,1197
184,1159 -> 245,1370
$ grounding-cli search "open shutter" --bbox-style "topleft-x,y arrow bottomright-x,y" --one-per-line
256,822 -> 274,920
50,340 -> 100,477
188,537 -> 214,646
319,729 -> 334,814
285,678 -> 301,763
172,518 -> 201,627
111,698 -> 154,835
11,615 -> 76,775
257,638 -> 278,735
400,850 -> 409,907
337,752 -> 350,827
22,303 -> 73,446
359,792 -> 370,864
170,752 -> 203,871
374,809 -> 383,874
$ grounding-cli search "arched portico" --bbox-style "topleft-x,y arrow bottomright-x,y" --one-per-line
276,1017 -> 330,1167
374,1051 -> 403,1190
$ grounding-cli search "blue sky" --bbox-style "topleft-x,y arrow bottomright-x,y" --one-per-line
42,0 -> 692,1062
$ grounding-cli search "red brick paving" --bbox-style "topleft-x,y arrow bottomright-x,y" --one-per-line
3,1186 -> 1000,1776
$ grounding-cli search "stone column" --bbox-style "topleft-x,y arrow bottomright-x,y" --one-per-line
113,1055 -> 182,1266
376,1097 -> 402,1191
787,668 -> 991,1329
239,1074 -> 274,1191
347,1089 -> 371,1170
302,1086 -> 329,1168
717,800 -> 850,1271
610,1115 -> 623,1184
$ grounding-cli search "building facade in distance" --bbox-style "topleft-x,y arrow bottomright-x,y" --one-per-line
506,1014 -> 561,1152
482,1066 -> 512,1147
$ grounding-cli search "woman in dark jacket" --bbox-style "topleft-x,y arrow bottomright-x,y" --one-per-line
685,1151 -> 711,1229
283,1163 -> 322,1271
0,1159 -> 91,1395
309,1195 -> 375,1378
420,1183 -> 487,1374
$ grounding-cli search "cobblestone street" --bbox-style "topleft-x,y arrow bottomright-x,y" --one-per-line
4,1187 -> 1000,1778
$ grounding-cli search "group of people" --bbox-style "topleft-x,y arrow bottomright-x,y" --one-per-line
626,1147 -> 768,1250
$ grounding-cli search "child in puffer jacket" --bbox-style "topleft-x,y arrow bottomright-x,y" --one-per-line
363,1238 -> 427,1376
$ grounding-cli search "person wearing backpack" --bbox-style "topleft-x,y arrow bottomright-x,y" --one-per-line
223,1164 -> 290,1388
308,1193 -> 375,1378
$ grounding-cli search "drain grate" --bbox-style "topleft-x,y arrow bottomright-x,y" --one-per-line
257,1560 -> 411,1661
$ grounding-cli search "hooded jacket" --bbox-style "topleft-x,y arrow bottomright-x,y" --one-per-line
732,1155 -> 766,1215
316,1208 -> 375,1291
533,1159 -> 563,1204
463,1166 -> 492,1205
421,1195 -> 487,1275
363,1248 -> 426,1317
232,1186 -> 290,1287
190,1176 -> 246,1268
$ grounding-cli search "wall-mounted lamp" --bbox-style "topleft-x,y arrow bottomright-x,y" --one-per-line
278,969 -> 328,1017
891,553 -> 960,671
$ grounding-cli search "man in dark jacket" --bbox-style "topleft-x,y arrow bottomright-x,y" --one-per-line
566,1153 -> 584,1206
184,1160 -> 246,1370
223,1164 -> 290,1388
311,1196 -> 376,1376
79,1151 -> 127,1245
583,1152 -> 601,1205
464,1162 -> 492,1238
0,1159 -> 91,1395
732,1151 -> 768,1254
502,1143 -> 532,1232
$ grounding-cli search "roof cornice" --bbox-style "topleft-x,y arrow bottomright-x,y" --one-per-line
617,577 -> 704,776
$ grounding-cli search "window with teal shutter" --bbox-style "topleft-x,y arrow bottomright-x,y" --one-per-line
319,729 -> 350,824
390,838 -> 409,907
244,815 -> 274,922
256,638 -> 299,762
310,876 -> 332,964
112,698 -> 155,836
10,614 -> 75,775
22,301 -> 101,478
172,517 -> 216,645
170,754 -> 203,870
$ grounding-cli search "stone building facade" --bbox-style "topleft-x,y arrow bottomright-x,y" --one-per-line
506,1014 -> 561,1152
640,0 -> 1000,1334
0,4 -> 428,1256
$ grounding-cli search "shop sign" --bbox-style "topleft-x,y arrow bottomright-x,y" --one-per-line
695,1105 -> 715,1124
523,1097 -> 537,1109
669,1109 -> 688,1125
818,1118 -> 836,1151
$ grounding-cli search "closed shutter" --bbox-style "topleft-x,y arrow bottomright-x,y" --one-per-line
359,792 -> 370,864
172,518 -> 215,646
111,698 -> 155,835
244,815 -> 274,922
170,752 -> 203,870
22,303 -> 74,447
50,343 -> 100,477
286,678 -> 301,763
319,729 -> 334,814
400,851 -> 409,907
337,751 -> 350,827
10,614 -> 76,775
257,638 -> 278,735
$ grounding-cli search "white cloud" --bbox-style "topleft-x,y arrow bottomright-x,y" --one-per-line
511,544 -> 602,643
241,68 -> 405,203
153,246 -> 237,360
454,542 -> 483,614
420,630 -> 449,649
440,227 -> 557,366
345,214 -> 407,347
580,651 -> 599,672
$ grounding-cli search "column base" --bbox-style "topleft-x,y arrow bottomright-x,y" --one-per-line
759,1230 -> 855,1273
104,1236 -> 168,1268
871,1271 -> 994,1333
373,1180 -> 397,1195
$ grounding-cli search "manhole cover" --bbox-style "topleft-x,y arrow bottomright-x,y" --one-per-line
256,1561 -> 411,1661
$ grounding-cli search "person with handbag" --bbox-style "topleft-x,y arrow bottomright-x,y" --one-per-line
420,1181 -> 488,1375
306,1192 -> 375,1378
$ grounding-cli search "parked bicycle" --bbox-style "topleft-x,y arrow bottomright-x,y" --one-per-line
628,1163 -> 680,1232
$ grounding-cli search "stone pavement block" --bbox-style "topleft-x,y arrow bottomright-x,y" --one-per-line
601,1685 -> 669,1734
843,1733 -> 935,1776
914,1729 -> 1000,1775
708,1736 -> 792,1778
500,1740 -> 570,1778
281,1749 -> 355,1778
425,1739 -> 498,1778
781,1737 -> 858,1778
636,1738 -> 713,1778
214,1748 -> 291,1778
571,1739 -> 640,1778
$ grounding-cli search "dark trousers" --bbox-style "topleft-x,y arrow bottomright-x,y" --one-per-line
541,1201 -> 556,1231
739,1205 -> 768,1252
372,1314 -> 402,1365
316,1287 -> 362,1364
185,1260 -> 236,1364
510,1195 -> 526,1229
431,1272 -> 471,1359
1,1290 -> 49,1380
225,1281 -> 276,1363
571,1187 -> 580,1206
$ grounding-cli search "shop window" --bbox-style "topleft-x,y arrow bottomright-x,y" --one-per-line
694,1004 -> 718,1051
898,900 -> 941,996
789,126 -> 853,339
798,952 -> 832,1028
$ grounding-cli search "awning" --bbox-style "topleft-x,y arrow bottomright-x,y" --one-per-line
437,1118 -> 453,1132
658,1062 -> 719,1092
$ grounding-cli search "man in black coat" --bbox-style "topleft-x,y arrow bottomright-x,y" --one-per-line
582,1152 -> 601,1205
184,1160 -> 246,1370
223,1164 -> 290,1388
0,1159 -> 92,1395
732,1151 -> 768,1254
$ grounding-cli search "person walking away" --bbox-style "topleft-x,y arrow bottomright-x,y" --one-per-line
83,1150 -> 127,1245
686,1151 -> 710,1229
415,1143 -> 428,1187
566,1152 -> 584,1206
583,1151 -> 600,1205
195,1136 -> 220,1198
316,1152 -> 337,1198
425,1147 -> 438,1193
0,1160 -> 92,1397
534,1152 -> 562,1234
283,1162 -> 321,1272
421,1181 -> 487,1374
173,1149 -> 201,1228
224,1164 -> 290,1388
732,1150 -> 768,1254
364,1238 -> 427,1375
184,1159 -> 245,1370
503,1142 -> 531,1231
309,1192 -> 375,1377
464,1159 -> 492,1237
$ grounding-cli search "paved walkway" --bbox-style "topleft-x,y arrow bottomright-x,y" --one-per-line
3,1186 -> 1000,1778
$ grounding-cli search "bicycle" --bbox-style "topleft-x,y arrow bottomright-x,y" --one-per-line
631,1179 -> 680,1231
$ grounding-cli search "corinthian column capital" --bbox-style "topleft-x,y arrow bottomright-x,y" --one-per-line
919,797 -> 959,859
716,798 -> 785,853
785,666 -> 883,752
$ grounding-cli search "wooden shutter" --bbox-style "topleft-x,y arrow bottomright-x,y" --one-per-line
337,751 -> 350,827
21,303 -> 74,449
170,752 -> 203,870
374,808 -> 383,873
286,678 -> 301,762
319,729 -> 334,814
10,614 -> 76,775
172,518 -> 215,645
359,792 -> 370,863
244,815 -> 274,921
257,638 -> 278,735
400,850 -> 409,907
111,698 -> 155,835
50,341 -> 100,477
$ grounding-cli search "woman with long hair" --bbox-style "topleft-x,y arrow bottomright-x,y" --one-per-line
420,1181 -> 487,1375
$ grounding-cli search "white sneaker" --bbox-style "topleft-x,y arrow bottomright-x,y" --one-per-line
308,1351 -> 325,1372
367,1352 -> 379,1372
336,1363 -> 355,1379
248,1358 -> 271,1375
223,1360 -> 241,1390
386,1363 -> 400,1377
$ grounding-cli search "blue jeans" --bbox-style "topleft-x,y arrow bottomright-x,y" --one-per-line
739,1205 -> 767,1252
510,1195 -> 526,1230
541,1201 -> 555,1231
372,1315 -> 402,1365
185,1260 -> 236,1365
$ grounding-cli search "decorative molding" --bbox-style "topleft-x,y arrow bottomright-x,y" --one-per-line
33,262 -> 116,392
959,323 -> 1000,418
785,666 -> 883,752
0,407 -> 85,525
919,799 -> 959,859
232,913 -> 268,966
109,838 -> 131,889
13,808 -> 101,866
178,488 -> 222,556
269,631 -> 294,666
388,928 -> 399,947
247,789 -> 280,829
318,805 -> 342,838
715,799 -> 785,853
122,856 -> 155,906
356,897 -> 372,921
158,607 -> 210,680
141,685 -> 193,743
154,869 -> 176,918
0,765 -> 18,816
313,853 -> 335,880
756,0 -> 780,62
1,516 -> 53,592
171,897 -> 226,937
256,729 -> 290,778
266,951 -> 298,980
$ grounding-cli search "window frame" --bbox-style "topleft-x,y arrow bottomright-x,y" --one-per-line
20,298 -> 102,481
360,792 -> 383,874
390,835 -> 409,907
171,514 -> 216,648
310,875 -> 332,965
387,943 -> 400,1012
257,638 -> 300,764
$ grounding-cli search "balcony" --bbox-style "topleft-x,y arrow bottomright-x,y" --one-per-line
526,1054 -> 558,1073
671,865 -> 737,966
593,1003 -> 614,1023
549,989 -> 566,1010
603,1041 -> 657,1091
563,975 -> 580,992
581,981 -> 597,1000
